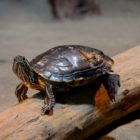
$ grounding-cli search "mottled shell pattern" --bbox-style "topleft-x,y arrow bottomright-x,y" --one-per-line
30,45 -> 114,83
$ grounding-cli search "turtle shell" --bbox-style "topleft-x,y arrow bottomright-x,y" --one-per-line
30,45 -> 114,82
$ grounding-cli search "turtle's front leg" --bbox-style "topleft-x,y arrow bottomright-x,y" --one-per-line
42,82 -> 55,114
103,73 -> 120,101
15,83 -> 28,102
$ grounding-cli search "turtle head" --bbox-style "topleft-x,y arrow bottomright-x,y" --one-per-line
13,55 -> 34,84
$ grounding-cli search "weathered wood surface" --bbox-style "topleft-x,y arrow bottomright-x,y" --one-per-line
0,46 -> 140,140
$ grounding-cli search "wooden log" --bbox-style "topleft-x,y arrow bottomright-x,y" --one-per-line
0,46 -> 140,140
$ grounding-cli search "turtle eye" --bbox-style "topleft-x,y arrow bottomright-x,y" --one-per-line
22,57 -> 29,64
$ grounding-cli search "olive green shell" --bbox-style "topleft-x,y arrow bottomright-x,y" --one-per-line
30,45 -> 114,82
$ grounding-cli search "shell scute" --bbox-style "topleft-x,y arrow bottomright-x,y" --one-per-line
30,45 -> 114,82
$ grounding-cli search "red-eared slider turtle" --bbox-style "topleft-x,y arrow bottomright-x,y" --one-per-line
13,45 -> 120,114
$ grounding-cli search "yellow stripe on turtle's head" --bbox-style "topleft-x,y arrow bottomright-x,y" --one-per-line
13,55 -> 35,84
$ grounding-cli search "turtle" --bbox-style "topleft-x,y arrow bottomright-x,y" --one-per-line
13,45 -> 120,114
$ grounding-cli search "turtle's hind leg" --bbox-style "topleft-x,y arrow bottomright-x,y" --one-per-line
42,82 -> 55,114
15,83 -> 28,102
103,73 -> 120,101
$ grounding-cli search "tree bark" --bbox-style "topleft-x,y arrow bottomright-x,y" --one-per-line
0,46 -> 140,140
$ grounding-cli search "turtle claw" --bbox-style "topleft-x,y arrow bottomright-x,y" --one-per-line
42,106 -> 50,114
109,92 -> 116,102
41,105 -> 53,114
